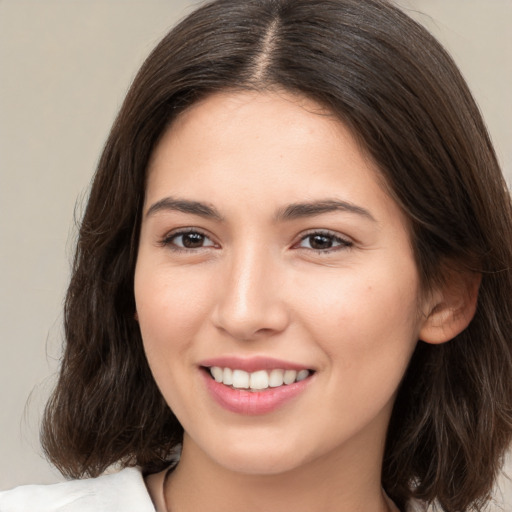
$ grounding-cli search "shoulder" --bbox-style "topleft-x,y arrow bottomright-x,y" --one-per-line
0,467 -> 156,512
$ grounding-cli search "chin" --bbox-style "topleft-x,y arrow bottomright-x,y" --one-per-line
219,451 -> 305,476
201,435 -> 313,476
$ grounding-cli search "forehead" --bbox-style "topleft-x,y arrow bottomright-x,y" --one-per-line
151,91 -> 342,168
168,90 -> 334,138
149,91 -> 371,179
144,90 -> 405,228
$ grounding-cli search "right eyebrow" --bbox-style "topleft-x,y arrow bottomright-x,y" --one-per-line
274,199 -> 376,223
145,196 -> 224,221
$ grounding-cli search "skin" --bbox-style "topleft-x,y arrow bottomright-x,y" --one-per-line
134,90 -> 447,512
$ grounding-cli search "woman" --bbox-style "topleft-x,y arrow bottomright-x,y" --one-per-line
2,0 -> 512,511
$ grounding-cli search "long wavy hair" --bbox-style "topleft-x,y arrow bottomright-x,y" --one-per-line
41,1 -> 512,510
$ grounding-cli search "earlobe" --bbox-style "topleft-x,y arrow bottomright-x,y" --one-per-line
419,270 -> 481,345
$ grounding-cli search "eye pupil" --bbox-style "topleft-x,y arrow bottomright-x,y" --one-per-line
182,232 -> 205,248
309,234 -> 332,250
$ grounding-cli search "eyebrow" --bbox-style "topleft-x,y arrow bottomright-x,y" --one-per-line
145,197 -> 375,223
274,199 -> 376,222
145,197 -> 224,221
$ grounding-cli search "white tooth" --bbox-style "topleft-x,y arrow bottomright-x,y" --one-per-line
283,369 -> 297,385
223,367 -> 233,385
269,369 -> 284,387
296,369 -> 310,382
232,369 -> 250,389
210,366 -> 223,382
250,370 -> 269,390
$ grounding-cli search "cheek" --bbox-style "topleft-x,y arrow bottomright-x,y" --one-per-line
134,265 -> 217,420
134,264 -> 213,369
296,259 -> 421,384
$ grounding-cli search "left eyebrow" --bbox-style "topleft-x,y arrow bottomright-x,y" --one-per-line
274,199 -> 376,222
145,196 -> 224,221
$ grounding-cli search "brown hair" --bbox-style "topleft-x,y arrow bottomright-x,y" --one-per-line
41,1 -> 512,510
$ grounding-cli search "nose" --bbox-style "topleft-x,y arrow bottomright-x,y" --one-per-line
212,245 -> 290,341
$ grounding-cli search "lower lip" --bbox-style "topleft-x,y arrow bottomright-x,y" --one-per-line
202,370 -> 313,415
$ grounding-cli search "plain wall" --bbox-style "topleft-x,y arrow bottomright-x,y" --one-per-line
1,1 -> 511,508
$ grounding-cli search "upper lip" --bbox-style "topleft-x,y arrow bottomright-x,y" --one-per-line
199,356 -> 312,373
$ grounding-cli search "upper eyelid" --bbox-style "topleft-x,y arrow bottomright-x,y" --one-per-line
162,226 -> 212,239
296,229 -> 352,243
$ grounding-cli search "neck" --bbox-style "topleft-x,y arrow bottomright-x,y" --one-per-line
162,432 -> 395,512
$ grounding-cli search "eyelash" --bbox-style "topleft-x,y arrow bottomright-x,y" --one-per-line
159,228 -> 217,253
294,230 -> 353,253
159,229 -> 353,254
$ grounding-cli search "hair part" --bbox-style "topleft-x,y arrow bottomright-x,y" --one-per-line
42,1 -> 512,510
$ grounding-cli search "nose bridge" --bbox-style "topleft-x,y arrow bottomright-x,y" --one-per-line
213,240 -> 288,340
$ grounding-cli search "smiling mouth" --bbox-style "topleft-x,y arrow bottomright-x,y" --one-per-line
204,366 -> 314,392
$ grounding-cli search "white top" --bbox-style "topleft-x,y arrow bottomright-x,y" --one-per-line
0,467 -> 156,512
0,466 -> 424,512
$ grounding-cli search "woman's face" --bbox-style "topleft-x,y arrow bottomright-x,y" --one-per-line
135,91 -> 428,475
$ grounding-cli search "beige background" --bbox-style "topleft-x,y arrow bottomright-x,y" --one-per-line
1,0 -> 511,507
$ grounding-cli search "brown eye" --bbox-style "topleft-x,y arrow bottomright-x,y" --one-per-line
165,230 -> 216,250
180,232 -> 206,248
298,231 -> 352,252
308,234 -> 334,250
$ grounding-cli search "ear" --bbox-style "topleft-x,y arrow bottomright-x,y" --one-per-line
419,269 -> 481,345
